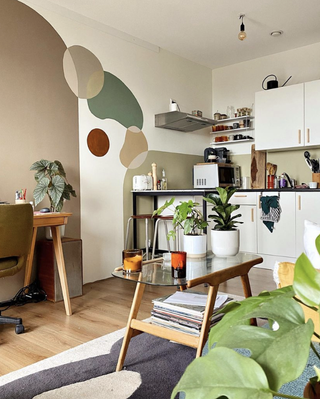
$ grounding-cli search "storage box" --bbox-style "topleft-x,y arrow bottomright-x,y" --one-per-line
36,238 -> 83,302
312,173 -> 320,186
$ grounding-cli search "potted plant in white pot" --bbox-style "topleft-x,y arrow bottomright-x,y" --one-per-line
204,186 -> 243,257
30,159 -> 76,238
152,198 -> 208,257
172,236 -> 320,399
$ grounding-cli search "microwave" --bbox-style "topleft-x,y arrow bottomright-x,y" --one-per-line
193,163 -> 241,188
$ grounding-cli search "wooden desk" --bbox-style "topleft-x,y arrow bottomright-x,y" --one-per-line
24,212 -> 72,316
112,253 -> 263,371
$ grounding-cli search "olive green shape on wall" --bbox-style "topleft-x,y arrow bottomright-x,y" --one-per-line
87,71 -> 143,129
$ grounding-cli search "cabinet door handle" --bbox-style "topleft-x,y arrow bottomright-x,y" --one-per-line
234,195 -> 247,197
298,129 -> 301,144
298,195 -> 301,211
307,128 -> 310,143
251,208 -> 254,222
258,195 -> 261,208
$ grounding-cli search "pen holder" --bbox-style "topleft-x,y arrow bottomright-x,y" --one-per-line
15,199 -> 26,204
312,173 -> 320,185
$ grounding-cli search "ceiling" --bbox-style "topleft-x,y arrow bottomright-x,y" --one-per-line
25,0 -> 320,69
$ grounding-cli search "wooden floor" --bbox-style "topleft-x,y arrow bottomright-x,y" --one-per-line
0,267 -> 275,377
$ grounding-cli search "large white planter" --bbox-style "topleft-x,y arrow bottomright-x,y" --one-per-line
211,229 -> 239,257
45,225 -> 65,240
183,234 -> 207,258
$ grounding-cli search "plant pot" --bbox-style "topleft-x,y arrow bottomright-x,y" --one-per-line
45,225 -> 65,240
211,229 -> 239,257
183,234 -> 206,258
304,381 -> 320,398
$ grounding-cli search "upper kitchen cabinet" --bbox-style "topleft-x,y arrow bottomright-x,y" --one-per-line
305,80 -> 320,146
255,83 -> 304,151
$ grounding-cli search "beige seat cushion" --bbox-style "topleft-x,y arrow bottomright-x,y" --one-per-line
276,261 -> 319,342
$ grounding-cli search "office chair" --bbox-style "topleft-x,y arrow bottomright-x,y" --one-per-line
0,204 -> 33,334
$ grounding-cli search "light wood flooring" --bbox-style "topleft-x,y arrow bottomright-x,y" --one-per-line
0,267 -> 275,377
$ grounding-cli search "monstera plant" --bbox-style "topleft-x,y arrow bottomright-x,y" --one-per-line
172,236 -> 320,399
30,159 -> 76,212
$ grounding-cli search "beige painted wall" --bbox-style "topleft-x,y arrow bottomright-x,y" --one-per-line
0,1 -> 80,300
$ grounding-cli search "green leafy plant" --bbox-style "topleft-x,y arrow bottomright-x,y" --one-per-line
30,159 -> 76,212
172,235 -> 320,399
152,197 -> 208,240
204,186 -> 243,231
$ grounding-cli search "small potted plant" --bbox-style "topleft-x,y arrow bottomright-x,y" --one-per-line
172,236 -> 320,399
153,198 -> 208,257
204,186 -> 243,256
30,159 -> 77,212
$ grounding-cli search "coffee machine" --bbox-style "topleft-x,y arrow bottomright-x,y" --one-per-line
204,147 -> 230,163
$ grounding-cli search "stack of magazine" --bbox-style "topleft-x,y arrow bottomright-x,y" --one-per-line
151,291 -> 232,337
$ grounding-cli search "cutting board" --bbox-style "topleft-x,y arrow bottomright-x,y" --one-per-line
251,144 -> 266,189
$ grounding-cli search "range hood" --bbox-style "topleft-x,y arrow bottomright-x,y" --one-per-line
155,111 -> 215,132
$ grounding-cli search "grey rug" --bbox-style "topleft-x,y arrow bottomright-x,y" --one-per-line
1,333 -> 196,399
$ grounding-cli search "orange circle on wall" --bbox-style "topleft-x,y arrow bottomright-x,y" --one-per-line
87,128 -> 110,157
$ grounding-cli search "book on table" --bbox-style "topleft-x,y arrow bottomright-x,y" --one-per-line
151,291 -> 232,336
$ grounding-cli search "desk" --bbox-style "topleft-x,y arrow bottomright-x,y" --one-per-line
112,252 -> 263,371
24,212 -> 72,316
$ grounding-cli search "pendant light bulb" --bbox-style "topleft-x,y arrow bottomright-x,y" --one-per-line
238,15 -> 246,41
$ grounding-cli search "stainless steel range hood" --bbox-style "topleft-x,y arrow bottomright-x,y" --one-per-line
155,111 -> 215,132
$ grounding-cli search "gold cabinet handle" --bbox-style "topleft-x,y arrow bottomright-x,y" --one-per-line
234,195 -> 247,197
298,129 -> 301,144
307,128 -> 310,143
251,207 -> 254,222
258,195 -> 261,209
298,195 -> 301,211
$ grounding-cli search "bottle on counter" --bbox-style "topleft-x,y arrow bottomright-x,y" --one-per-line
273,175 -> 278,189
279,173 -> 287,188
161,169 -> 167,190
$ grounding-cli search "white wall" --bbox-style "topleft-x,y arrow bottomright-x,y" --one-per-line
22,2 -> 213,283
212,42 -> 320,155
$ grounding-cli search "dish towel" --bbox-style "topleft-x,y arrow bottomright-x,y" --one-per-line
260,195 -> 282,233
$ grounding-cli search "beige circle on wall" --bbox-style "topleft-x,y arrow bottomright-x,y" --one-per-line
87,128 -> 110,157
63,45 -> 104,99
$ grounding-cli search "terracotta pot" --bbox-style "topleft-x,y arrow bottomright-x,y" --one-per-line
304,381 -> 320,398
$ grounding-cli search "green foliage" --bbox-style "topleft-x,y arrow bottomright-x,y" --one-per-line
204,186 -> 243,231
172,236 -> 320,399
152,197 -> 208,238
30,159 -> 76,212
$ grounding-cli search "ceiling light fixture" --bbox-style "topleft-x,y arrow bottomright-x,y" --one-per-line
238,14 -> 246,41
270,30 -> 283,37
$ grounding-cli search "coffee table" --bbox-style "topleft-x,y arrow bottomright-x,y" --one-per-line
112,252 -> 263,371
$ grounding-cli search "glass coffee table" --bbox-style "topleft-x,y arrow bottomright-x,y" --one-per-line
112,252 -> 263,371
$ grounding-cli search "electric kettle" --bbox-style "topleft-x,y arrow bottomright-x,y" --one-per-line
262,74 -> 292,90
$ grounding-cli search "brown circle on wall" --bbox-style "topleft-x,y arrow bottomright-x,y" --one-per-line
87,128 -> 110,157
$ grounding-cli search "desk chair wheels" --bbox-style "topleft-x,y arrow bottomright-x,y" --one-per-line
0,313 -> 25,334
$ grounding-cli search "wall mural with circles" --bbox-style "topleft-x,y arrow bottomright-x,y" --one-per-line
63,45 -> 147,166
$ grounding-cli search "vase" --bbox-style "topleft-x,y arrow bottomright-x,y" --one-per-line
183,234 -> 206,258
211,229 -> 239,257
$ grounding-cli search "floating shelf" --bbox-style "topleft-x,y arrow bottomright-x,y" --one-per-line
211,127 -> 254,134
210,139 -> 254,146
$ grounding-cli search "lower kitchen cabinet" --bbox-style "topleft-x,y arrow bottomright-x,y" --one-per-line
295,192 -> 320,258
257,192 -> 296,258
231,192 -> 257,253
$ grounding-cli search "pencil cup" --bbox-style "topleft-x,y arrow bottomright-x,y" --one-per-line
171,251 -> 187,278
15,199 -> 26,204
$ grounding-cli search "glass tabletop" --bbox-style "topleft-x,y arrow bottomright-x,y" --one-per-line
112,252 -> 262,287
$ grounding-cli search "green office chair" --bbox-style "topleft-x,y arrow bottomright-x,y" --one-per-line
0,204 -> 33,334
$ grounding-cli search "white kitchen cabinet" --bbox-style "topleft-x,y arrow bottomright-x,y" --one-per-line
304,80 -> 320,147
257,192 -> 295,257
255,84 -> 304,151
295,192 -> 320,257
231,192 -> 257,253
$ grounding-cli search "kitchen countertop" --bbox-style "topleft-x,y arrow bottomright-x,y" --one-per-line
132,188 -> 319,194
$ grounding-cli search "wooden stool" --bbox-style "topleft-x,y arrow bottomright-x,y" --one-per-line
125,214 -> 153,260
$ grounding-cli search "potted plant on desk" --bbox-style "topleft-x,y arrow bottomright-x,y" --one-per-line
153,198 -> 208,257
172,237 -> 320,399
30,159 -> 76,238
204,186 -> 243,257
